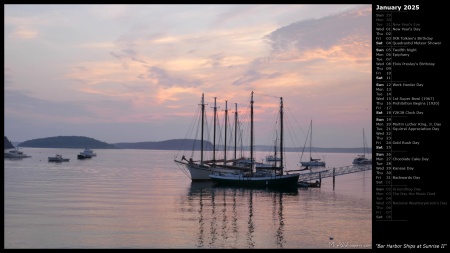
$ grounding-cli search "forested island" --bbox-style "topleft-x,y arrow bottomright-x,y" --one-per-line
8,135 -> 371,153
4,136 -> 15,149
17,136 -> 117,149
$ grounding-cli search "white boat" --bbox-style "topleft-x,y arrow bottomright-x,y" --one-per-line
353,155 -> 371,165
4,147 -> 31,158
209,91 -> 300,188
255,161 -> 276,169
77,148 -> 96,159
265,155 -> 280,162
299,120 -> 326,167
264,136 -> 281,162
81,148 -> 96,157
48,154 -> 70,162
266,155 -> 280,162
174,95 -> 251,181
353,128 -> 372,165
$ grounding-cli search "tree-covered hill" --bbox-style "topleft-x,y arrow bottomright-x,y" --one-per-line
4,136 -> 15,149
13,136 -> 371,153
17,136 -> 117,149
114,139 -> 214,150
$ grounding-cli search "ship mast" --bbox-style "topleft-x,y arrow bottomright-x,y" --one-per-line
212,97 -> 219,165
280,96 -> 284,173
250,91 -> 254,173
200,94 -> 205,165
363,128 -> 367,158
223,100 -> 228,165
310,120 -> 312,161
234,103 -> 238,161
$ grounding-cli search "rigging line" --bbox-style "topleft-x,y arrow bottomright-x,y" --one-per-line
286,105 -> 306,137
248,92 -> 280,150
296,121 -> 310,162
285,105 -> 309,160
257,105 -> 279,153
176,104 -> 202,159
191,108 -> 202,159
285,115 -> 302,155
203,109 -> 212,159
252,91 -> 279,99
285,116 -> 303,160
262,123 -> 277,154
216,117 -> 224,150
224,112 -> 234,153
175,162 -> 191,179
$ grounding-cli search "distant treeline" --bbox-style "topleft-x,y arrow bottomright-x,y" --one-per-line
114,139 -> 212,150
11,136 -> 371,153
18,136 -> 116,149
115,139 -> 371,153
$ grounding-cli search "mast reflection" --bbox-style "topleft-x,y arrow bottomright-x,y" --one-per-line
275,192 -> 285,247
184,183 -> 298,248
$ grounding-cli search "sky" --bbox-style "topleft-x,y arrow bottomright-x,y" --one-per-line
4,4 -> 372,148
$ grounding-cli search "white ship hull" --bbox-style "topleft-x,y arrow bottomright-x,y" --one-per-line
177,160 -> 252,181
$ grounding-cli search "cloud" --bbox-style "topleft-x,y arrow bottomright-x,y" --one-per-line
228,6 -> 371,89
4,5 -> 372,146
110,30 -> 166,67
10,26 -> 38,39
147,66 -> 202,89
205,53 -> 225,68
5,5 -> 74,40
4,87 -> 147,125
211,5 -> 259,28
263,6 -> 371,56
87,4 -> 132,22
4,67 -> 14,87
232,69 -> 282,86
4,90 -> 91,121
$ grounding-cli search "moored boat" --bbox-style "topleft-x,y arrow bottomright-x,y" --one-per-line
77,148 -> 96,159
352,128 -> 371,165
81,148 -> 96,157
265,155 -> 281,162
4,148 -> 31,159
299,120 -> 325,167
77,153 -> 92,159
48,154 -> 70,162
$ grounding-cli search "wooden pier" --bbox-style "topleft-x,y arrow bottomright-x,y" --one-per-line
289,164 -> 372,188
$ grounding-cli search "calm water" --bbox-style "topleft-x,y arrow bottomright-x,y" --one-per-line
4,148 -> 372,249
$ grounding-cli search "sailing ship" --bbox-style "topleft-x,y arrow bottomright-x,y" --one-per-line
299,120 -> 325,166
174,94 -> 252,181
352,128 -> 372,165
209,91 -> 300,188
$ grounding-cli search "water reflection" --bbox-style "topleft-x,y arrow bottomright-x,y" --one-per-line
184,182 -> 299,248
274,191 -> 285,247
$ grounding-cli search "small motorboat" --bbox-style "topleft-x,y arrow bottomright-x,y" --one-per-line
77,148 -> 96,159
4,148 -> 31,159
48,154 -> 70,162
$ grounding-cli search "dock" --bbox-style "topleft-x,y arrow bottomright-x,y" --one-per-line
289,164 -> 372,188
